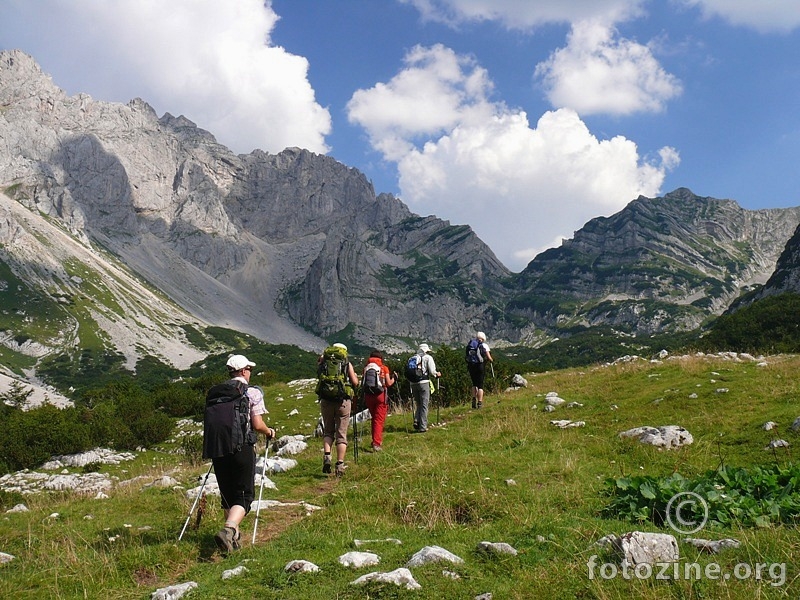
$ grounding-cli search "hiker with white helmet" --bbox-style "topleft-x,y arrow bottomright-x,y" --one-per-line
409,343 -> 440,433
466,332 -> 493,409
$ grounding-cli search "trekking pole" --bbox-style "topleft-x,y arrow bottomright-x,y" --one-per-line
353,391 -> 359,464
178,463 -> 213,541
436,377 -> 440,424
409,383 -> 415,430
353,413 -> 359,464
252,442 -> 270,545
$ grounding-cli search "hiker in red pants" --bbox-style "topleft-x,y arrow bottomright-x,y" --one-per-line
362,350 -> 396,452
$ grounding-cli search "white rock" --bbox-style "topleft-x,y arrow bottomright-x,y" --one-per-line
511,374 -> 528,388
615,531 -> 679,567
186,473 -> 220,499
354,538 -> 402,547
338,551 -> 380,568
550,420 -> 585,429
406,545 -> 464,567
285,559 -> 320,573
766,439 -> 789,450
619,426 -> 693,449
351,567 -> 421,590
6,503 -> 28,513
443,570 -> 461,579
477,541 -> 518,556
276,440 -> 308,457
222,565 -> 248,579
151,581 -> 198,599
264,457 -> 298,473
253,473 -> 277,490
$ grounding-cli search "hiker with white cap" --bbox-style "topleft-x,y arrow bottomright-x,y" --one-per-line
466,332 -> 493,409
205,354 -> 275,554
410,343 -> 440,433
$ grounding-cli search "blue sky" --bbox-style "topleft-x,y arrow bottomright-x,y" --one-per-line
2,0 -> 799,271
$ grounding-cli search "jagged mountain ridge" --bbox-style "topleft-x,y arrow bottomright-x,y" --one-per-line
2,49 -> 800,378
507,189 -> 800,336
0,50 -> 510,368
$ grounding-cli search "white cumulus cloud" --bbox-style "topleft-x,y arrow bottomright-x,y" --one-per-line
679,0 -> 800,33
0,0 -> 331,155
535,20 -> 683,115
400,0 -> 646,28
348,45 -> 678,271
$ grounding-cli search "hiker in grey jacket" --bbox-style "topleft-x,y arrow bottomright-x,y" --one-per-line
411,343 -> 440,433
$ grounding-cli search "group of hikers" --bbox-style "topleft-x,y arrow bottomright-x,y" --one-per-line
200,333 -> 493,554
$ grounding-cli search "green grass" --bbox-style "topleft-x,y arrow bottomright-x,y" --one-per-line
1,354 -> 799,598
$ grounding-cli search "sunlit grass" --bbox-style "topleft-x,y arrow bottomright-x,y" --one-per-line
1,353 -> 799,598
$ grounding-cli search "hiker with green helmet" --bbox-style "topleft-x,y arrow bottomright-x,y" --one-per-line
316,343 -> 359,477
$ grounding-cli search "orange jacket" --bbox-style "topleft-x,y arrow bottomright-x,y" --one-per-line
364,357 -> 393,386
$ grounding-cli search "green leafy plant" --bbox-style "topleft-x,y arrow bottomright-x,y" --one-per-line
602,464 -> 800,528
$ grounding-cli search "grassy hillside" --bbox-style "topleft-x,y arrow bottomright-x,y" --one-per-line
1,353 -> 799,598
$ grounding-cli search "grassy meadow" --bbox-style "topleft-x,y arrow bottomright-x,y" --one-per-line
1,353 -> 799,599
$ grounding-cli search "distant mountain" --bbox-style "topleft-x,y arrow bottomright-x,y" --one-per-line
2,49 -> 800,388
505,188 -> 800,340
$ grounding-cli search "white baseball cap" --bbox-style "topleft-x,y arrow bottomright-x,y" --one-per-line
226,354 -> 255,371
477,331 -> 486,341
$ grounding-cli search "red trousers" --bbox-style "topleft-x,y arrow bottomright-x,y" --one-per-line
364,391 -> 388,447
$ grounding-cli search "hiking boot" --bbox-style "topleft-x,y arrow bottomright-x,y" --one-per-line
214,526 -> 238,554
477,401 -> 482,409
322,455 -> 332,474
232,530 -> 242,550
471,398 -> 477,409
335,461 -> 346,477
372,444 -> 383,452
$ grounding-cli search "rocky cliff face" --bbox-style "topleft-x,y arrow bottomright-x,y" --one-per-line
0,50 -> 510,366
739,222 -> 800,303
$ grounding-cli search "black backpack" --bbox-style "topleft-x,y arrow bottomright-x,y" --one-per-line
405,354 -> 424,383
466,338 -> 485,364
363,363 -> 384,394
202,379 -> 255,459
